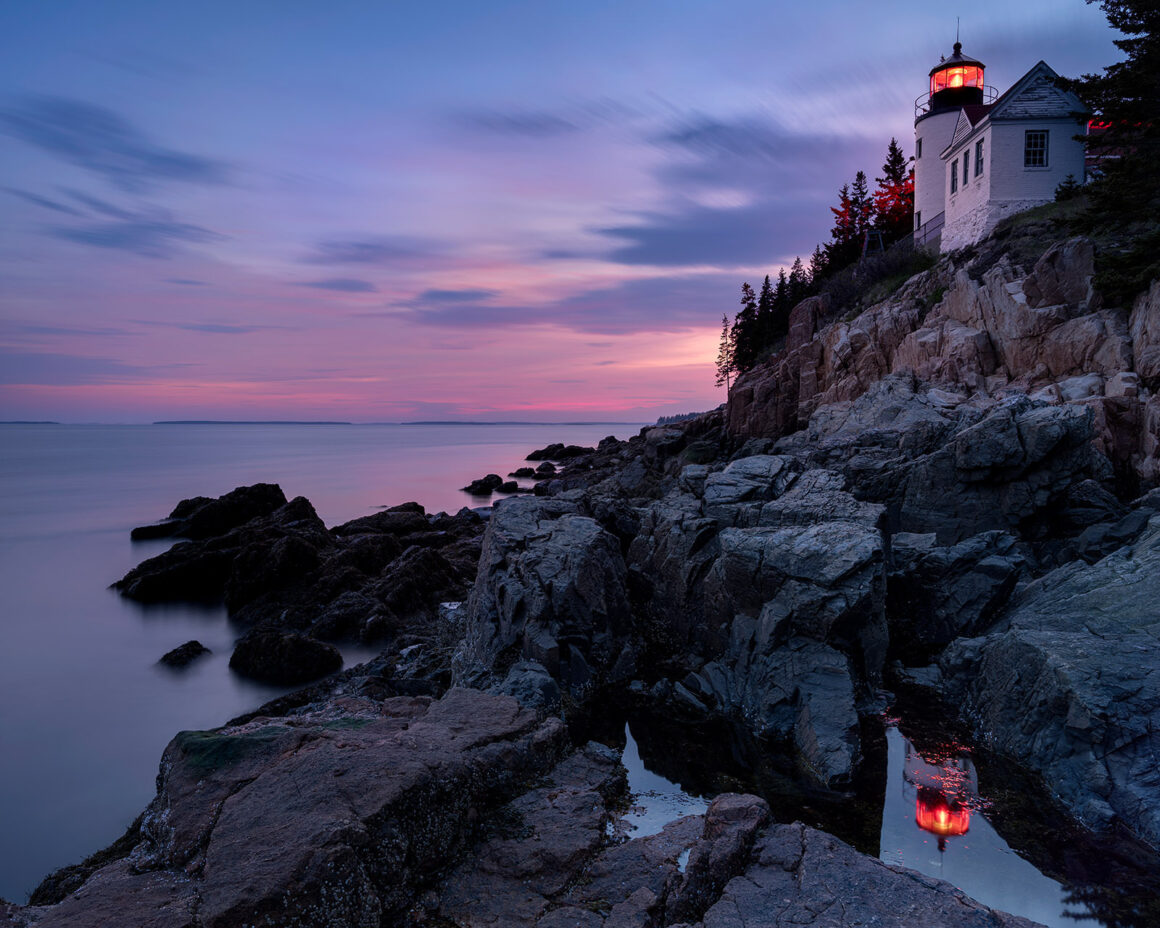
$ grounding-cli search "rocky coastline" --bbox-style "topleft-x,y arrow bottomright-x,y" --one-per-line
5,227 -> 1160,927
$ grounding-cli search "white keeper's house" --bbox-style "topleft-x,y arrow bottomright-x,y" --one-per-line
912,42 -> 1089,252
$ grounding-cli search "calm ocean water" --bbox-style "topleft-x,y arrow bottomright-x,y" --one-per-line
0,421 -> 640,903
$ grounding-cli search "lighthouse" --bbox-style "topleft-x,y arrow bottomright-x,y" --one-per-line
913,42 -> 993,240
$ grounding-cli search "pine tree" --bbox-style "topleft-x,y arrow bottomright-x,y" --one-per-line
715,313 -> 736,389
770,269 -> 791,341
788,257 -> 808,305
873,138 -> 915,242
825,182 -> 857,269
850,170 -> 875,242
1058,0 -> 1160,304
808,244 -> 828,285
756,274 -> 776,348
731,282 -> 760,372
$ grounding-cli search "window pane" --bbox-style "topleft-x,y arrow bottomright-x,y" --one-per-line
1024,131 -> 1048,167
975,139 -> 984,176
963,151 -> 969,184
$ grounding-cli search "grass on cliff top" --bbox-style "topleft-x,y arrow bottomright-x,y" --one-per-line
962,195 -> 1159,309
962,197 -> 1090,280
822,246 -> 939,324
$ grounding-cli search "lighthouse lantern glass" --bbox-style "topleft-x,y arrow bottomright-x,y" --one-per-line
931,65 -> 983,95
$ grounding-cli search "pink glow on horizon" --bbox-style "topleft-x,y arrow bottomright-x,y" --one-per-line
3,321 -> 722,422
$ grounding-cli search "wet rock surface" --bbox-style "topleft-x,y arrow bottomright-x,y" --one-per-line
7,741 -> 1050,928
129,483 -> 288,542
158,640 -> 211,668
114,492 -> 485,685
463,473 -> 504,495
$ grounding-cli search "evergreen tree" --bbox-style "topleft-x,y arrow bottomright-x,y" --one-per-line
1059,0 -> 1160,303
825,182 -> 857,269
788,256 -> 808,305
849,170 -> 875,242
714,313 -> 736,389
772,269 -> 790,340
756,274 -> 776,347
730,282 -> 760,372
774,269 -> 788,308
808,244 -> 828,285
873,138 -> 915,242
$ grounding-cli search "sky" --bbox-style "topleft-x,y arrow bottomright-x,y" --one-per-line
0,0 -> 1119,422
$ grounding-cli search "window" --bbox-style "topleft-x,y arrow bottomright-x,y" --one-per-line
916,138 -> 923,159
963,151 -> 969,186
975,139 -> 984,177
916,210 -> 922,229
1025,130 -> 1048,168
951,162 -> 958,194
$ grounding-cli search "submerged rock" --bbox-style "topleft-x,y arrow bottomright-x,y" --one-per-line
526,443 -> 595,461
158,640 -> 210,669
463,473 -> 504,495
228,628 -> 342,685
130,483 -> 287,541
114,486 -> 484,687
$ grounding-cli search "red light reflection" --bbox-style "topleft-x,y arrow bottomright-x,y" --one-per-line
902,733 -> 980,853
916,786 -> 971,837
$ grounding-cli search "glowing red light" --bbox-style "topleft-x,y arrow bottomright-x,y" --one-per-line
915,790 -> 970,837
931,65 -> 984,96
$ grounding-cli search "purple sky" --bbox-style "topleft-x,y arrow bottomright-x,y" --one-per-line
0,1 -> 1117,422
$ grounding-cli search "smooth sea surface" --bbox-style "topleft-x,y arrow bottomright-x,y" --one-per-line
0,421 -> 641,903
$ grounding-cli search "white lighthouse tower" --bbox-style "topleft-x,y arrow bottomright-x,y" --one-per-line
913,42 -> 994,243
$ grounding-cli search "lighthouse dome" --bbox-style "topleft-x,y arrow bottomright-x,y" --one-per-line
926,42 -> 986,111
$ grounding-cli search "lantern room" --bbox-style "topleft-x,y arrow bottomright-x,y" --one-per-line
917,42 -> 991,119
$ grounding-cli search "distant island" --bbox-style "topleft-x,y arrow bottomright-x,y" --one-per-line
153,420 -> 354,425
398,420 -> 646,426
0,420 -> 61,425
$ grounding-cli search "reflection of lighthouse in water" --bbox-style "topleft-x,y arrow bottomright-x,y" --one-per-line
902,735 -> 979,852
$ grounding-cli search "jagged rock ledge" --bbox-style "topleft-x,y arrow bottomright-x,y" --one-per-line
1,686 -> 1043,928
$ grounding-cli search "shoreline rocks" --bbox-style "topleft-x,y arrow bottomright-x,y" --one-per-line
158,640 -> 210,669
114,493 -> 485,686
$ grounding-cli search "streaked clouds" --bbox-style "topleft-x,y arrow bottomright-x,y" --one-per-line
50,217 -> 223,258
301,236 -> 439,266
297,278 -> 379,293
0,96 -> 230,192
0,348 -> 152,385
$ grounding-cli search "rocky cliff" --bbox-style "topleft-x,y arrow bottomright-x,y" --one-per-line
728,237 -> 1160,488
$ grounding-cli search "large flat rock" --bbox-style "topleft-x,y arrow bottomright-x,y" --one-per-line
12,689 -> 568,928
